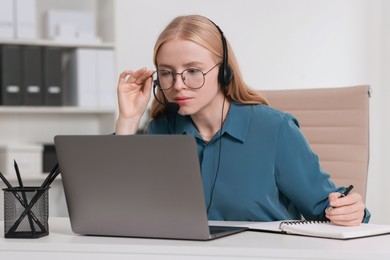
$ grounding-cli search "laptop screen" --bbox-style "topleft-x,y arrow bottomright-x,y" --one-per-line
55,135 -> 216,240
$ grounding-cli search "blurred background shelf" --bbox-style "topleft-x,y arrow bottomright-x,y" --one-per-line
0,0 -> 116,220
0,106 -> 115,114
0,38 -> 114,49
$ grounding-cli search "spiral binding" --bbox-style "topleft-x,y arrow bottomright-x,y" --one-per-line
278,220 -> 330,229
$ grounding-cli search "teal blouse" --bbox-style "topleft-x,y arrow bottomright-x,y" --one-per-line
147,102 -> 370,222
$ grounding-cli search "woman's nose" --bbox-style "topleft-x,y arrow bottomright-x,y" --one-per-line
172,73 -> 187,90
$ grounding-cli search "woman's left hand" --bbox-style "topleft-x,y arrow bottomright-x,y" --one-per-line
325,192 -> 365,226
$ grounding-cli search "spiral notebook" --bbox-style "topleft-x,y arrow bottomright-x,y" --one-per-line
210,220 -> 390,240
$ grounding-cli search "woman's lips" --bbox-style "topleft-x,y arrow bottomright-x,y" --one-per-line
174,97 -> 192,105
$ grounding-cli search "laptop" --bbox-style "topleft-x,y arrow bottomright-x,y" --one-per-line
54,135 -> 247,240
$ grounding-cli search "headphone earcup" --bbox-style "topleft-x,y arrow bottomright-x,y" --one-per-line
219,63 -> 233,88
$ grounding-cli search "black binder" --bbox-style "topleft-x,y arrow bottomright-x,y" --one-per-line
22,46 -> 43,106
42,47 -> 63,106
0,45 -> 22,106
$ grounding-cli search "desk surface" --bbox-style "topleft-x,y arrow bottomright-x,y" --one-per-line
1,218 -> 390,260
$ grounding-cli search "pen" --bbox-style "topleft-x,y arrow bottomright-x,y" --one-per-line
0,170 -> 13,189
41,163 -> 59,189
340,184 -> 354,197
14,159 -> 23,188
14,159 -> 36,233
325,185 -> 354,213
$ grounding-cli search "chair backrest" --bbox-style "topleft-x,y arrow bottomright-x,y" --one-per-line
261,85 -> 370,201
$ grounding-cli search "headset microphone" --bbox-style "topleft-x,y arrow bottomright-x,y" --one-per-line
153,79 -> 180,111
152,79 -> 165,105
165,102 -> 179,134
165,102 -> 180,114
165,100 -> 179,134
153,79 -> 180,134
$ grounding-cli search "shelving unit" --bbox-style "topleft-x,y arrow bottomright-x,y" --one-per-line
0,38 -> 115,49
0,0 -> 117,149
0,106 -> 115,114
0,0 -> 117,218
0,107 -> 115,144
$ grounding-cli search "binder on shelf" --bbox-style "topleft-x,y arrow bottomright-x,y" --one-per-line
0,0 -> 14,38
1,45 -> 22,106
67,49 -> 116,108
15,0 -> 37,39
67,48 -> 97,107
22,46 -> 43,106
96,49 -> 116,108
42,47 -> 63,106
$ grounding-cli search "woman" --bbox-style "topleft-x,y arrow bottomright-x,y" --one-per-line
115,15 -> 369,225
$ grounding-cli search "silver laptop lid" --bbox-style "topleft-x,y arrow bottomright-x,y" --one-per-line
54,135 -> 213,240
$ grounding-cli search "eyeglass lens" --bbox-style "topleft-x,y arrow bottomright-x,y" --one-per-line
157,69 -> 204,90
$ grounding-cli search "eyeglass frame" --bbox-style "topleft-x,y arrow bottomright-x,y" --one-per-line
154,63 -> 221,90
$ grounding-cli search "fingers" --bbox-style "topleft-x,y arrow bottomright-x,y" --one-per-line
118,68 -> 155,87
328,192 -> 362,208
329,216 -> 364,226
142,73 -> 153,96
126,68 -> 154,85
118,70 -> 133,84
327,208 -> 364,226
327,192 -> 341,206
325,192 -> 365,226
327,192 -> 345,210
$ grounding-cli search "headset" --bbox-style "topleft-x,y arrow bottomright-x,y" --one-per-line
153,18 -> 233,96
212,22 -> 234,89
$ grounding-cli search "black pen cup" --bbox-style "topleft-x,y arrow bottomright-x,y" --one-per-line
3,187 -> 49,238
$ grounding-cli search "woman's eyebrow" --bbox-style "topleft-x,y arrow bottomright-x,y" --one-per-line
157,62 -> 206,70
183,61 -> 204,67
157,64 -> 174,70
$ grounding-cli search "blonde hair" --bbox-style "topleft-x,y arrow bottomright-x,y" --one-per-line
150,15 -> 269,118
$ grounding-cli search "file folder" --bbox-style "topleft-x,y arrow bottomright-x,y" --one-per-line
96,49 -> 116,108
42,47 -> 63,106
67,49 -> 115,107
22,46 -> 43,106
67,48 -> 97,107
1,45 -> 22,106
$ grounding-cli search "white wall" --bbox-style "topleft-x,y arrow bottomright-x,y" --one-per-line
382,0 -> 390,221
114,0 -> 389,224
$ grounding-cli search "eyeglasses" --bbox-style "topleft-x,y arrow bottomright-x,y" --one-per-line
155,63 -> 220,90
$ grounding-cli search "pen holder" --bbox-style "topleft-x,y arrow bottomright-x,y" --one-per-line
3,187 -> 49,238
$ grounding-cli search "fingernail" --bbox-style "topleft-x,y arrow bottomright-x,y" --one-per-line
325,207 -> 333,214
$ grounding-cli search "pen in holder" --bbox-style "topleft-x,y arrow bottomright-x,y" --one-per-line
3,186 -> 49,238
1,162 -> 60,238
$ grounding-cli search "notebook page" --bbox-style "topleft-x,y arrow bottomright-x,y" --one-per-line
280,222 -> 390,239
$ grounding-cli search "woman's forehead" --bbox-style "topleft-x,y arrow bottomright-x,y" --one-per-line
156,39 -> 218,67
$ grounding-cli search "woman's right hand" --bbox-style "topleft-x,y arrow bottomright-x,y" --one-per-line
115,67 -> 155,135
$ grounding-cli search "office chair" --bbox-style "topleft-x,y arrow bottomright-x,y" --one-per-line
261,85 -> 370,201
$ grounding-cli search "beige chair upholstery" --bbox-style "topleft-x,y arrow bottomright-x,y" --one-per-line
261,85 -> 370,201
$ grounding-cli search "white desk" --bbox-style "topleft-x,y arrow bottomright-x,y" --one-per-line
1,218 -> 390,260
